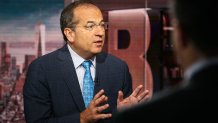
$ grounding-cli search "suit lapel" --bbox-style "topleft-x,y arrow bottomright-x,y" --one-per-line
94,53 -> 107,94
57,44 -> 85,111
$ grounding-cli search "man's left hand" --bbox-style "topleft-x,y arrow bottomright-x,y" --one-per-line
117,85 -> 150,110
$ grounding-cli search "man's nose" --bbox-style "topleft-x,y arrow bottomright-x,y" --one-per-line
95,27 -> 105,37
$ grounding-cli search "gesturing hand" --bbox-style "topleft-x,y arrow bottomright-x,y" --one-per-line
117,85 -> 150,111
80,89 -> 112,123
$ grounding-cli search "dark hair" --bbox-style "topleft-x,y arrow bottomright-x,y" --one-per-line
60,0 -> 94,42
171,0 -> 218,55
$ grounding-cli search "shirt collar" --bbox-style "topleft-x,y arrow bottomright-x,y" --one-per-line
67,44 -> 96,69
184,57 -> 218,81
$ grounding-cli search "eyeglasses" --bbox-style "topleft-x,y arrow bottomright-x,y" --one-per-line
75,22 -> 108,31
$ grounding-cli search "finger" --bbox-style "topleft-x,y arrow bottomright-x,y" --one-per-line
93,89 -> 104,100
131,85 -> 143,97
117,91 -> 124,103
94,95 -> 108,106
96,104 -> 109,113
142,94 -> 151,102
137,90 -> 149,102
95,113 -> 112,120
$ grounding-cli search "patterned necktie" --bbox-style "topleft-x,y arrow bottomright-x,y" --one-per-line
82,60 -> 94,108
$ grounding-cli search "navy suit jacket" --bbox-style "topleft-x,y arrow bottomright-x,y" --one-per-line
114,61 -> 218,122
23,44 -> 132,123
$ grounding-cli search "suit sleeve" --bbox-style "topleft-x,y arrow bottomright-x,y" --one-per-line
23,60 -> 80,123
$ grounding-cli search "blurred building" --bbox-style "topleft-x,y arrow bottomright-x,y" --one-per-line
36,23 -> 46,57
0,42 -> 7,73
23,55 -> 36,73
0,83 -> 3,112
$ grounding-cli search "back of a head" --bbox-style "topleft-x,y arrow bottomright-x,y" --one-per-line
170,0 -> 218,56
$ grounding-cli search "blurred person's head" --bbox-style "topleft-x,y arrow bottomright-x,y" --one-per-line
60,0 -> 106,59
170,0 -> 218,70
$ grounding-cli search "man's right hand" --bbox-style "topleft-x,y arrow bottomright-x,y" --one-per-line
80,89 -> 112,123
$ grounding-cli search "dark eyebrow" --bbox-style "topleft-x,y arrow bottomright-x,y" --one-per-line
86,20 -> 104,24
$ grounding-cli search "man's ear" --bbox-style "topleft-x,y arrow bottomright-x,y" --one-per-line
173,19 -> 188,47
64,28 -> 75,43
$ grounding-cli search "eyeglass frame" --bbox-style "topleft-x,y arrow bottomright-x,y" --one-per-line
68,21 -> 109,31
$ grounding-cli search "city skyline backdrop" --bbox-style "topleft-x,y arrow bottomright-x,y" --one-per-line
0,0 -> 64,68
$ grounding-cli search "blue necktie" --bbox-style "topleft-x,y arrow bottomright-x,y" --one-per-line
82,60 -> 94,107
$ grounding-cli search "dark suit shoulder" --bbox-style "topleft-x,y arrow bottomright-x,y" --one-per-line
28,46 -> 64,71
97,52 -> 128,66
190,62 -> 218,88
119,84 -> 189,111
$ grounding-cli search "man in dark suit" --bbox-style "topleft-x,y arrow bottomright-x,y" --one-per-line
23,0 -> 149,123
115,0 -> 218,122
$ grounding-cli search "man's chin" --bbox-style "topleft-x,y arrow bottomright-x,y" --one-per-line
92,48 -> 103,53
